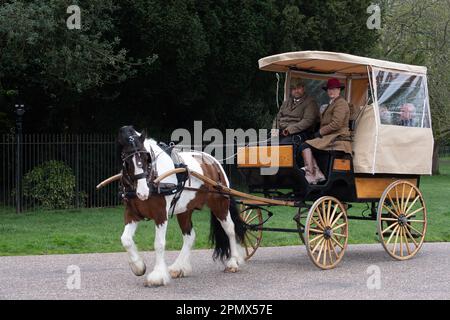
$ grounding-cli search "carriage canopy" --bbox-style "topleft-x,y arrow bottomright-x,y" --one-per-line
258,51 -> 433,175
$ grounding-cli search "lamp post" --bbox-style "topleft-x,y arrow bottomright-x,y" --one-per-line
15,104 -> 25,214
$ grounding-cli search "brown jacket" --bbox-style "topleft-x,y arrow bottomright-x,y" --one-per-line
272,95 -> 319,134
307,96 -> 352,154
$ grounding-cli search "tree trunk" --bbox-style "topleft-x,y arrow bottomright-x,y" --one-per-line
432,142 -> 440,175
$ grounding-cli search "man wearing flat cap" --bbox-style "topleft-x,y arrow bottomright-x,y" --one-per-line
272,77 -> 320,144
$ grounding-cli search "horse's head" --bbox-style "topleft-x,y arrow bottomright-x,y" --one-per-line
117,125 -> 151,201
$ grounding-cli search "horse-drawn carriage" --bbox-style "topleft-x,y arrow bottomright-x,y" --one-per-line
98,51 -> 433,286
236,51 -> 433,269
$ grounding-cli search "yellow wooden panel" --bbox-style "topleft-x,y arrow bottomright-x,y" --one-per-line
237,145 -> 293,168
333,159 -> 351,171
355,177 -> 417,199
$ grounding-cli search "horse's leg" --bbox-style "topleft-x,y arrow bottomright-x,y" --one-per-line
168,211 -> 195,278
219,212 -> 245,272
145,220 -> 171,286
210,197 -> 245,273
121,220 -> 146,276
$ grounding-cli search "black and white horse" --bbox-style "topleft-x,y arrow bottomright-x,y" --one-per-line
117,126 -> 246,286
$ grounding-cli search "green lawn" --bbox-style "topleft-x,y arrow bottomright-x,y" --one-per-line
1,160 -> 449,256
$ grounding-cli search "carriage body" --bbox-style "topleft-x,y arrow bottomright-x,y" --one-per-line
236,51 -> 432,267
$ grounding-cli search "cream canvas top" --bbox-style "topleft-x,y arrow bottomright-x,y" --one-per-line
259,51 -> 427,75
259,51 -> 433,175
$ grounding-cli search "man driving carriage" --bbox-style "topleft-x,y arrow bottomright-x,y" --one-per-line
271,77 -> 320,144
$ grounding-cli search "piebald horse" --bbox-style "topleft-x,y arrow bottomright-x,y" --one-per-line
117,126 -> 247,286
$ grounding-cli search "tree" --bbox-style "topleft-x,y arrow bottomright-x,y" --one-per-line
0,0 -> 155,132
0,0 -> 379,137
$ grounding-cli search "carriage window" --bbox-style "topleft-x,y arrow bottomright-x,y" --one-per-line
374,69 -> 430,128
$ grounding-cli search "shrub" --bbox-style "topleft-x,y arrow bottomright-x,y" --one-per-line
23,160 -> 76,209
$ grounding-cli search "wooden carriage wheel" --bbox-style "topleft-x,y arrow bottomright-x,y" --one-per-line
239,206 -> 263,261
304,196 -> 348,270
377,180 -> 427,260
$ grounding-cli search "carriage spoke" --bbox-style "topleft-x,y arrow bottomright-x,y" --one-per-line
243,209 -> 252,222
401,184 -> 405,213
326,200 -> 332,226
244,245 -> 250,257
330,211 -> 344,227
332,222 -> 347,231
246,231 -> 259,240
333,233 -> 347,238
386,225 -> 400,244
327,240 -> 333,264
406,223 -> 424,237
405,207 -> 424,219
403,186 -> 414,213
330,236 -> 344,249
322,239 -> 328,266
395,185 -> 401,213
311,217 -> 325,230
328,204 -> 339,227
404,196 -> 420,215
330,240 -> 339,259
399,227 -> 404,257
244,234 -> 257,249
408,219 -> 425,223
311,237 -> 325,254
383,204 -> 399,218
380,217 -> 398,221
245,214 -> 259,224
309,234 -> 324,244
387,194 -> 399,217
404,226 -> 419,248
316,208 -> 327,228
392,226 -> 400,255
309,228 -> 324,234
317,240 -> 326,262
322,201 -> 327,225
403,228 -> 412,255
382,222 -> 398,234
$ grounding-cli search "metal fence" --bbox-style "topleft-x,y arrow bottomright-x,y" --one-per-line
1,134 -> 121,212
439,146 -> 450,158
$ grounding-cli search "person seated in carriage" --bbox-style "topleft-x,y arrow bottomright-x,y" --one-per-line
299,78 -> 352,185
399,103 -> 416,127
271,77 -> 320,144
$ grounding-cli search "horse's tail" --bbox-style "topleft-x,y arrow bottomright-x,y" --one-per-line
210,196 -> 246,261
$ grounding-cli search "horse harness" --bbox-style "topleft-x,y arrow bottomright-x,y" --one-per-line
119,140 -> 190,216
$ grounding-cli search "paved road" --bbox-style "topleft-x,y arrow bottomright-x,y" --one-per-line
1,243 -> 449,300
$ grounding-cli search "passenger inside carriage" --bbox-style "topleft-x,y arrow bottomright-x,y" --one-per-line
299,78 -> 352,185
271,77 -> 320,145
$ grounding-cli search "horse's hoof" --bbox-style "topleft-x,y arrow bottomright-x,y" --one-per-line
129,260 -> 146,276
224,267 -> 238,273
169,269 -> 184,278
144,270 -> 171,286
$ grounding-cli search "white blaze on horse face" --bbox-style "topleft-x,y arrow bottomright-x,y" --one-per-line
133,155 -> 149,200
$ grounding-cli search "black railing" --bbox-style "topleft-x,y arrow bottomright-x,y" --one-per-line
0,134 -> 244,213
0,134 -> 121,212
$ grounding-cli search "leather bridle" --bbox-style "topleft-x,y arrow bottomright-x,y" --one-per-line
120,135 -> 155,191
